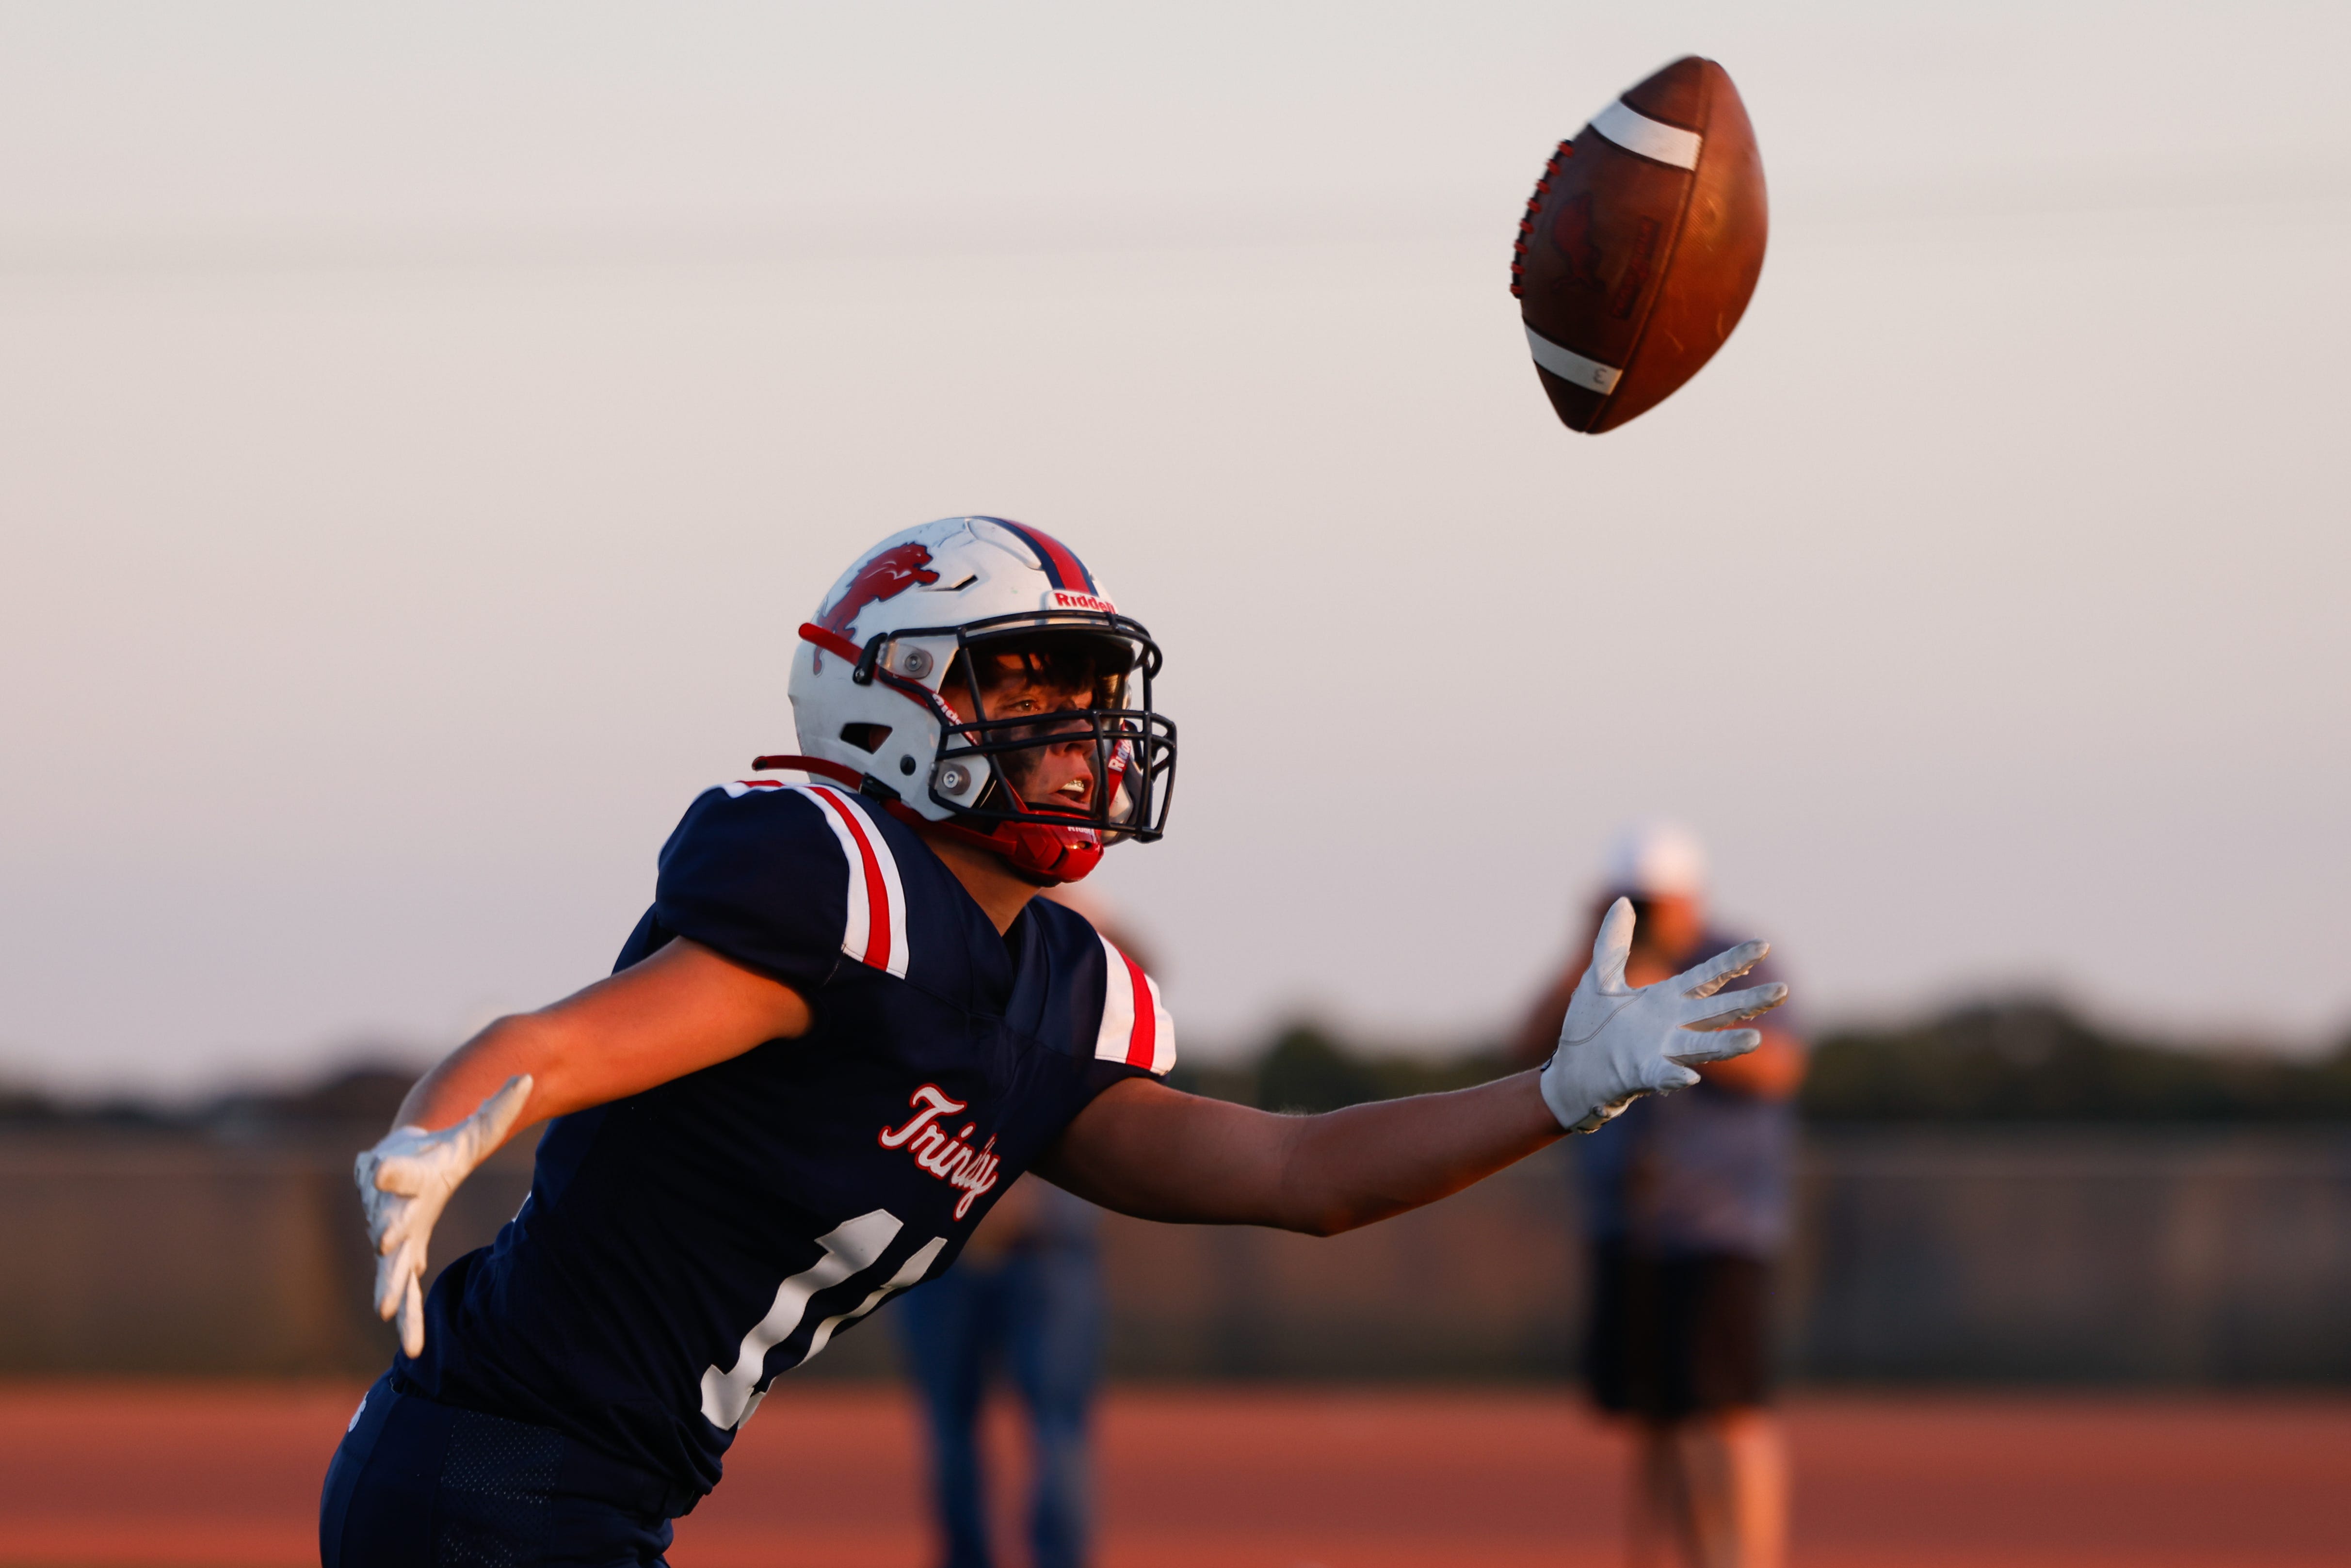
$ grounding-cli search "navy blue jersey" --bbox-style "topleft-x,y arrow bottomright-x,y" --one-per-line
395,780 -> 1174,1496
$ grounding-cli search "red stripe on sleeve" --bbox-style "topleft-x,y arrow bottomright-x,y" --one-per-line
820,788 -> 892,972
1118,948 -> 1156,1070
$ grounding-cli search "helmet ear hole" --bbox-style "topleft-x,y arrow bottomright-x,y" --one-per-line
838,722 -> 892,754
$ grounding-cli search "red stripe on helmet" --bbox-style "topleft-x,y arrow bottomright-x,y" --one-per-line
799,621 -> 864,664
989,519 -> 1097,595
797,624 -> 948,726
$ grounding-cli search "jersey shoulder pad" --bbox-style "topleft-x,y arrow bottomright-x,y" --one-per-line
652,781 -> 914,988
1062,913 -> 1174,1077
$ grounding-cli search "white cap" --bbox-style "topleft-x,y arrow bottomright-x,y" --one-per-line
1603,819 -> 1707,898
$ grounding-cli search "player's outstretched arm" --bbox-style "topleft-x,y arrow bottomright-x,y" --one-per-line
1038,1069 -> 1565,1236
386,935 -> 811,1136
1039,899 -> 1786,1235
356,936 -> 809,1353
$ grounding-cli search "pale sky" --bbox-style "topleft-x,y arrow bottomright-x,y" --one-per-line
3,2 -> 2347,1092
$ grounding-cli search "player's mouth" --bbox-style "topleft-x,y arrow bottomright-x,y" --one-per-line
1012,771 -> 1094,817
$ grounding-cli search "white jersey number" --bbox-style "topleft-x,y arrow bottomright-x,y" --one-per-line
698,1208 -> 945,1431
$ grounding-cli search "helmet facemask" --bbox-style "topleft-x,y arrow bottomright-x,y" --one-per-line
928,618 -> 1176,847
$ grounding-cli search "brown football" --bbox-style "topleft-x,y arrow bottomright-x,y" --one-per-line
1512,57 -> 1768,433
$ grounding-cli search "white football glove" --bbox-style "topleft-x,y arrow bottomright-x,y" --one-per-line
1539,899 -> 1787,1134
353,1075 -> 534,1358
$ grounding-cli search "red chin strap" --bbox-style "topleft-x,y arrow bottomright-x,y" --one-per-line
916,815 -> 1105,885
751,754 -> 1105,885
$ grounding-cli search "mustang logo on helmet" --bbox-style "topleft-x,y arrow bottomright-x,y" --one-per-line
816,543 -> 942,656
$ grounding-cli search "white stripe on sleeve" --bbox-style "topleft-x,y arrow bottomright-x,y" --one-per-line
1137,968 -> 1177,1076
844,792 -> 911,980
708,779 -> 911,979
1092,935 -> 1177,1074
791,786 -> 874,967
1093,935 -> 1137,1064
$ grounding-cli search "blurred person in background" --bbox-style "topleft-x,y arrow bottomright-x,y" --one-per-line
896,1175 -> 1100,1568
891,887 -> 1127,1568
1514,822 -> 1805,1568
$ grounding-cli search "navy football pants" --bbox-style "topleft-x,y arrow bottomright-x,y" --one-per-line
320,1374 -> 684,1568
894,1247 -> 1104,1568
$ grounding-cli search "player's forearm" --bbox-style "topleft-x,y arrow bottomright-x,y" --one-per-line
1044,1072 -> 1567,1234
392,1014 -> 568,1136
1270,1071 -> 1563,1235
391,1008 -> 684,1136
389,938 -> 813,1136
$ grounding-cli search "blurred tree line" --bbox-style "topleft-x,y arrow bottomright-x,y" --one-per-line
1168,1001 -> 2351,1122
1168,1025 -> 1514,1115
0,1068 -> 419,1135
7,1002 -> 2350,1129
1802,1001 -> 2351,1121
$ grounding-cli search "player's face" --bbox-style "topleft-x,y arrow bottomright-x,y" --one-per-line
947,648 -> 1121,813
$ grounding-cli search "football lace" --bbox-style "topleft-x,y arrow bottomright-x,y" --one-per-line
1510,138 -> 1575,299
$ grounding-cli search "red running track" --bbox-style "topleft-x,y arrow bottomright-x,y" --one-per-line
1,1383 -> 2346,1567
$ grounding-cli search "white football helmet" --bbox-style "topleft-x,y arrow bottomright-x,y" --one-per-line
764,516 -> 1176,884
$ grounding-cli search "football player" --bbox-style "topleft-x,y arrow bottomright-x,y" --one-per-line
322,516 -> 1786,1566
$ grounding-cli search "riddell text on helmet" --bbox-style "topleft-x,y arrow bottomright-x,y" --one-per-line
1049,589 -> 1116,614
